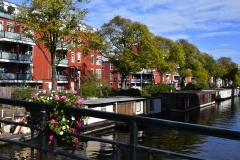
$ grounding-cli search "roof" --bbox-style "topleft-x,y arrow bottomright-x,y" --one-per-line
83,97 -> 146,107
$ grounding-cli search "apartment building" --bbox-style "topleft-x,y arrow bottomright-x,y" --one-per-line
0,1 -> 102,91
102,61 -> 189,90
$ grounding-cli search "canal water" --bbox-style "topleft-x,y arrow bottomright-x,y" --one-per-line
0,97 -> 240,159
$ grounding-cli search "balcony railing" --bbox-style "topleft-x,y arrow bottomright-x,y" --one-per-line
0,73 -> 32,80
56,75 -> 68,81
174,72 -> 180,76
57,59 -> 68,65
56,42 -> 70,50
0,52 -> 32,62
131,78 -> 152,83
0,11 -> 12,19
0,30 -> 33,43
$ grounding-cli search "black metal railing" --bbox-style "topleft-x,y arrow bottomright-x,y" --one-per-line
0,98 -> 240,160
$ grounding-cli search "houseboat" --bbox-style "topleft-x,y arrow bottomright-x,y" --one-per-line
152,90 -> 216,112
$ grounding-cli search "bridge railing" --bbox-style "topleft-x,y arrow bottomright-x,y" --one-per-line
0,98 -> 240,160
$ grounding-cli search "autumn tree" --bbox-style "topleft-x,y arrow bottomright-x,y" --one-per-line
154,36 -> 185,82
14,0 -> 93,90
99,15 -> 159,89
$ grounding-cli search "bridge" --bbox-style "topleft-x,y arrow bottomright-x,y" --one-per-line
0,98 -> 239,160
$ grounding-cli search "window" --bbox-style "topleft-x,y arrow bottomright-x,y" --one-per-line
96,69 -> 101,79
118,83 -> 121,88
71,52 -> 75,62
71,67 -> 75,78
7,23 -> 13,32
0,21 -> 3,31
102,63 -> 104,70
110,73 -> 113,80
91,55 -> 94,64
96,56 -> 101,65
118,73 -> 121,80
110,82 -> 113,87
77,53 -> 81,63
91,69 -> 94,74
110,63 -> 113,70
77,67 -> 81,78
149,99 -> 154,111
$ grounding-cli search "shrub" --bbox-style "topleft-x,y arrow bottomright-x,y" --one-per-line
11,86 -> 35,100
183,82 -> 208,90
146,83 -> 175,95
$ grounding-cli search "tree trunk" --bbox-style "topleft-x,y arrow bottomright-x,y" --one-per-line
52,58 -> 57,90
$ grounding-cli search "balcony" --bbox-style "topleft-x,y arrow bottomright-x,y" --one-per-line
135,69 -> 152,74
0,73 -> 32,80
0,11 -> 12,19
131,78 -> 152,83
56,42 -> 69,50
0,51 -> 32,62
56,75 -> 68,81
0,30 -> 34,44
58,59 -> 68,65
174,72 -> 180,76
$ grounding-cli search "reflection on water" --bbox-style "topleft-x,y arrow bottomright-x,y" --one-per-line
1,97 -> 240,159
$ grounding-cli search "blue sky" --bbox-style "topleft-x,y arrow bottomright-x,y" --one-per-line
14,0 -> 240,65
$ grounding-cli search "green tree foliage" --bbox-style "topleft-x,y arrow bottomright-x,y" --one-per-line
183,82 -> 208,90
176,39 -> 208,86
14,0 -> 93,90
154,36 -> 185,82
99,15 -> 159,88
217,57 -> 238,86
80,73 -> 111,98
146,83 -> 175,95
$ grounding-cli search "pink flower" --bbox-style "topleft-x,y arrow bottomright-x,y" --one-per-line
73,90 -> 77,95
77,121 -> 82,128
65,98 -> 70,102
71,128 -> 76,132
61,96 -> 66,100
54,112 -> 57,117
49,135 -> 54,141
72,105 -> 76,108
77,98 -> 84,105
55,121 -> 59,125
55,95 -> 60,100
32,93 -> 38,98
50,119 -> 55,124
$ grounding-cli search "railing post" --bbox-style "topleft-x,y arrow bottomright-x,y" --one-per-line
130,119 -> 138,160
40,110 -> 46,160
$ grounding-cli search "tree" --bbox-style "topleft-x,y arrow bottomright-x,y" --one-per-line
14,0 -> 93,90
217,57 -> 239,86
99,15 -> 159,88
154,36 -> 185,82
176,39 -> 207,87
200,52 -> 218,86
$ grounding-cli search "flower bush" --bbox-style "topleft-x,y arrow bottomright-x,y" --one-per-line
30,90 -> 86,146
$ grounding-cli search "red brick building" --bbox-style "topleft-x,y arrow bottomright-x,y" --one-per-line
0,1 -> 102,91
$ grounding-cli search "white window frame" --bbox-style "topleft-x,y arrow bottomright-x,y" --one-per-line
96,56 -> 101,65
77,53 -> 81,63
71,52 -> 75,62
0,21 -> 3,31
7,22 -> 13,32
110,63 -> 113,70
110,82 -> 113,87
91,69 -> 94,74
96,69 -> 101,79
110,73 -> 113,80
77,67 -> 81,78
118,73 -> 121,80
